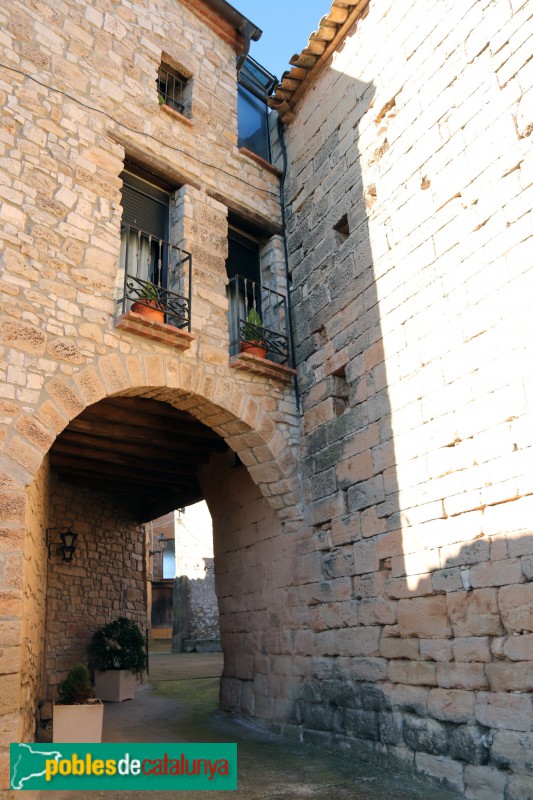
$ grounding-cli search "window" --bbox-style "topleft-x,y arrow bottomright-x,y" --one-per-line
226,225 -> 261,285
157,63 -> 192,117
114,167 -> 193,332
162,540 -> 176,580
238,57 -> 276,163
226,224 -> 261,356
116,171 -> 170,301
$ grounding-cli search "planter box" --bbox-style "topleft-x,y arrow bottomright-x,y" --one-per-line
94,669 -> 136,702
53,699 -> 103,743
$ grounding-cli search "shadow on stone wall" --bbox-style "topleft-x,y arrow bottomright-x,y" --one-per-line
283,60 -> 532,798
290,531 -> 533,796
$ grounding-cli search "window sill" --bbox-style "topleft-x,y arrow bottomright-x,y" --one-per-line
238,147 -> 282,178
159,104 -> 194,127
229,352 -> 296,384
115,310 -> 195,350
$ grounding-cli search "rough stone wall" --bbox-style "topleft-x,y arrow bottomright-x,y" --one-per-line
19,457 -> 50,741
0,0 -> 301,788
282,0 -> 533,797
187,557 -> 219,641
175,503 -> 220,643
45,475 -> 146,697
200,452 -> 294,722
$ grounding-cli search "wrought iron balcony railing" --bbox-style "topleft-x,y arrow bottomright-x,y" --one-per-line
228,275 -> 292,366
115,225 -> 192,331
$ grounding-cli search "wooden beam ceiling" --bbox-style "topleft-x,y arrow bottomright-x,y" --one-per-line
49,397 -> 226,522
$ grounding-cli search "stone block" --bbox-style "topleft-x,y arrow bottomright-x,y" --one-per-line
436,663 -> 489,690
73,365 -> 106,405
309,492 -> 347,526
452,636 -> 492,663
336,451 -> 374,490
349,657 -> 388,682
347,475 -> 385,512
0,494 -> 25,524
337,626 -> 381,657
447,589 -> 504,636
46,379 -> 84,419
353,538 -> 379,575
522,555 -> 533,580
475,691 -> 533,731
506,774 -> 533,800
358,597 -> 397,625
428,688 -> 475,724
485,662 -> 533,692
507,536 -> 533,557
414,752 -> 465,793
470,558 -> 523,588
345,708 -> 380,740
301,701 -> 334,731
0,672 -> 20,715
380,636 -> 420,660
403,715 -> 449,756
419,639 -> 454,662
397,596 -> 452,639
383,682 -> 429,715
448,725 -> 490,766
0,318 -> 46,355
464,765 -> 508,800
504,633 -> 533,660
321,547 -> 354,579
378,711 -> 404,745
14,415 -> 54,453
388,660 -> 437,687
499,584 -> 533,633
491,731 -> 533,774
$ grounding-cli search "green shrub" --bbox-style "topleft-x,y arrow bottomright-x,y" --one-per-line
89,617 -> 147,676
57,663 -> 94,705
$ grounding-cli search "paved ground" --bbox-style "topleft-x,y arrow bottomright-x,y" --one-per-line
28,653 -> 461,799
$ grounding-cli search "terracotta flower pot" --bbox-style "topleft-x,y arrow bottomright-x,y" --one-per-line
241,341 -> 267,359
131,300 -> 164,323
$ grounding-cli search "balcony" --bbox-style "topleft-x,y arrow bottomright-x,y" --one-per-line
227,275 -> 296,383
114,225 -> 195,350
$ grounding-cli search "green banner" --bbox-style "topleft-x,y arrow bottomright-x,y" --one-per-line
10,743 -> 237,791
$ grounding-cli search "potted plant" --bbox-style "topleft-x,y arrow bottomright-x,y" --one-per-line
131,282 -> 165,323
90,617 -> 147,702
53,663 -> 103,742
241,307 -> 267,358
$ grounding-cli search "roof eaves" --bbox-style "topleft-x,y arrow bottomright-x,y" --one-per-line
202,0 -> 262,41
269,0 -> 370,123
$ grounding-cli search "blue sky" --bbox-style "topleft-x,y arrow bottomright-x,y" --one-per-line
234,0 -> 331,80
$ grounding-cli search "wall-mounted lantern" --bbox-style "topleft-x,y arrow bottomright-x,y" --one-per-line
149,533 -> 168,557
46,527 -> 78,563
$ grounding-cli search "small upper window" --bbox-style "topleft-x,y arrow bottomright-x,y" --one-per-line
238,57 -> 276,163
157,63 -> 192,117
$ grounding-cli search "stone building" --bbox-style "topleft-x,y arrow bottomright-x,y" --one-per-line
0,0 -> 532,798
149,503 -> 220,652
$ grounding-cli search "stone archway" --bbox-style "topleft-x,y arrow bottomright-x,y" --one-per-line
0,351 -> 303,788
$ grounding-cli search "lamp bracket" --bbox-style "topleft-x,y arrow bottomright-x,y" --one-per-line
46,527 -> 78,563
